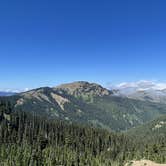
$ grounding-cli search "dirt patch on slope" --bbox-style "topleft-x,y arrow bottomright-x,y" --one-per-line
125,160 -> 166,166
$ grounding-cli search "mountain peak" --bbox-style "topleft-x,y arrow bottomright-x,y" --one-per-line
54,81 -> 113,97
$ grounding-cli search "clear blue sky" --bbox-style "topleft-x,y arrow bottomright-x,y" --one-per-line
0,0 -> 166,89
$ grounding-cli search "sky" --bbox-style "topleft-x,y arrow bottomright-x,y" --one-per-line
0,0 -> 166,90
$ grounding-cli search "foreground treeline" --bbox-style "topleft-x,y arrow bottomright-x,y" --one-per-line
0,100 -> 166,166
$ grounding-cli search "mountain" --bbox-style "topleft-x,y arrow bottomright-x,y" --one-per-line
112,81 -> 166,104
0,91 -> 16,96
3,81 -> 165,132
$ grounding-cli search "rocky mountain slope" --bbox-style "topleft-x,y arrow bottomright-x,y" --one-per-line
55,81 -> 112,97
3,81 -> 166,131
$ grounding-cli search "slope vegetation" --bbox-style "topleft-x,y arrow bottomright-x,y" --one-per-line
0,101 -> 166,165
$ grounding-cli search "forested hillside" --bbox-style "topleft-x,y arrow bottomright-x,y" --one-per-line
0,100 -> 166,166
127,115 -> 166,140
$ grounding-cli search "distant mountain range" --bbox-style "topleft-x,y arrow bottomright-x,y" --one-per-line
2,81 -> 166,132
0,91 -> 16,96
111,80 -> 166,104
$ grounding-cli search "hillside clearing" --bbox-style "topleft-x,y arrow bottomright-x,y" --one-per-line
125,160 -> 166,166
